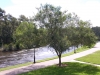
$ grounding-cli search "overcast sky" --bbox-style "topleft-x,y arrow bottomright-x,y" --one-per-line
0,0 -> 100,27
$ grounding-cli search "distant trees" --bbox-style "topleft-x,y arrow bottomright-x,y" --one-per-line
14,21 -> 46,49
0,6 -> 97,50
0,8 -> 19,49
92,27 -> 100,40
0,8 -> 5,47
13,21 -> 46,63
13,22 -> 34,49
66,19 -> 97,53
77,20 -> 97,47
18,15 -> 29,23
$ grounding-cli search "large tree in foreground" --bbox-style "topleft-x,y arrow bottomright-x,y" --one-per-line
35,4 -> 70,67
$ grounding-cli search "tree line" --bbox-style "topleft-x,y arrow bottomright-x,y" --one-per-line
0,4 -> 98,66
92,26 -> 100,40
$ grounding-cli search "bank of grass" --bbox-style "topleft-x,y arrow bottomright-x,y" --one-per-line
0,46 -> 89,72
19,62 -> 100,75
76,50 -> 100,65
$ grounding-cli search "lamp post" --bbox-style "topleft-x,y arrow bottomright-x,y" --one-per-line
33,45 -> 36,63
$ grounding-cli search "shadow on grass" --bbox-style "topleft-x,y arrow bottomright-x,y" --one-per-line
19,62 -> 100,75
5,64 -> 46,75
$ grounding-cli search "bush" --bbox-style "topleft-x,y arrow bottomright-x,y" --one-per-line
3,43 -> 17,51
3,44 -> 9,51
15,44 -> 20,51
8,43 -> 13,51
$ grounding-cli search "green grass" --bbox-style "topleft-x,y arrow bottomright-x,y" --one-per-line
0,46 -> 89,72
76,50 -> 100,65
19,62 -> 100,75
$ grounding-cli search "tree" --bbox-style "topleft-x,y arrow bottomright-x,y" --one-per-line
0,8 -> 5,47
66,14 -> 97,52
92,26 -> 100,40
65,13 -> 80,53
66,26 -> 79,53
35,4 -> 70,67
18,15 -> 29,22
77,20 -> 97,47
3,14 -> 19,44
13,22 -> 34,49
0,8 -> 5,17
0,8 -> 19,49
14,22 -> 36,63
13,21 -> 46,63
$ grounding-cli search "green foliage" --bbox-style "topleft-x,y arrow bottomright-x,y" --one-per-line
0,13 -> 19,46
0,6 -> 97,51
18,15 -> 29,22
35,4 -> 97,66
77,21 -> 97,47
92,26 -> 100,40
3,43 -> 17,51
66,19 -> 97,48
0,8 -> 19,50
13,22 -> 35,49
19,62 -> 100,75
35,4 -> 71,66
13,21 -> 46,49
3,44 -> 9,51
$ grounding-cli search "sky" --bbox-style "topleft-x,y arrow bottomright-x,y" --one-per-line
0,0 -> 100,27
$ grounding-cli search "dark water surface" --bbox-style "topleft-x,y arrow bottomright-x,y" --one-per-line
0,46 -> 74,68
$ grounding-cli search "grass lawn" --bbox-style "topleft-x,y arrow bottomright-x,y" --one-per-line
19,62 -> 100,75
0,46 -> 89,72
76,50 -> 100,65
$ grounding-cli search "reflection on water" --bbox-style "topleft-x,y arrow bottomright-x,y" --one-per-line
0,46 -> 74,68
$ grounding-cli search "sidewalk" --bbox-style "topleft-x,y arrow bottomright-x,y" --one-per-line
0,42 -> 100,75
71,60 -> 100,67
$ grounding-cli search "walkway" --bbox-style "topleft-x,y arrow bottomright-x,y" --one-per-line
0,42 -> 100,75
71,60 -> 100,67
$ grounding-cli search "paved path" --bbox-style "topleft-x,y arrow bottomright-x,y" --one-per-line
0,42 -> 100,75
71,60 -> 100,67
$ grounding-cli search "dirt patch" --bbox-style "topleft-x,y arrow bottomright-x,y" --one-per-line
56,63 -> 67,67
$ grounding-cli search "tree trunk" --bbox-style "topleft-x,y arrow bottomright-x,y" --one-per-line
76,45 -> 78,48
33,48 -> 36,63
74,46 -> 76,53
58,54 -> 61,67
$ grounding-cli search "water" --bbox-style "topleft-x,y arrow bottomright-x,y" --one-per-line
0,46 -> 75,68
